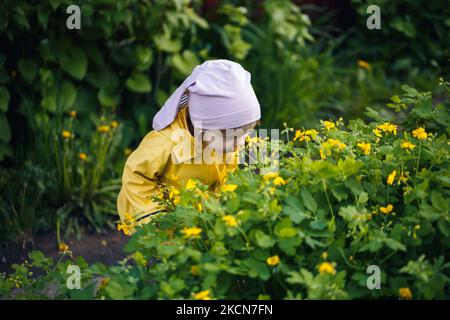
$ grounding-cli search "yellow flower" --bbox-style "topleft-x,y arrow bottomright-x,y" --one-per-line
169,187 -> 180,199
293,130 -> 303,142
318,261 -> 336,275
58,243 -> 70,253
182,227 -> 202,238
263,172 -> 279,180
398,171 -> 409,185
78,152 -> 87,161
117,222 -> 133,236
373,128 -> 382,138
193,290 -> 211,300
99,277 -> 110,290
323,120 -> 335,130
117,213 -> 136,236
185,178 -> 197,191
221,184 -> 238,193
412,127 -> 428,140
69,110 -> 77,118
190,265 -> 199,276
357,142 -> 371,155
379,204 -> 393,214
387,170 -> 397,185
357,60 -> 370,69
377,123 -> 397,136
196,202 -> 203,212
222,215 -> 238,227
273,176 -> 287,186
61,130 -> 73,139
245,136 -> 260,148
111,120 -> 119,128
98,125 -> 111,133
399,287 -> 412,299
305,129 -> 318,137
123,213 -> 134,224
266,255 -> 280,266
321,139 -> 346,158
401,141 -> 416,150
293,129 -> 318,142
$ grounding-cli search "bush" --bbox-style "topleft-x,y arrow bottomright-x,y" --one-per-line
2,83 -> 449,300
349,0 -> 450,75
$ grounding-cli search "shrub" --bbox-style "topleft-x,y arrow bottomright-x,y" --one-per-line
2,83 -> 448,300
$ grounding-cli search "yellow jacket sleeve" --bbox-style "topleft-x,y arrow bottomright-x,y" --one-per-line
117,130 -> 174,222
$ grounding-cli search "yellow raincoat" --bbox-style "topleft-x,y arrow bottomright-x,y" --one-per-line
117,106 -> 238,228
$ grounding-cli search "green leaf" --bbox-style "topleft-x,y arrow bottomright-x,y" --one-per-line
154,34 -> 181,53
430,190 -> 448,213
37,5 -> 50,29
330,185 -> 348,202
135,45 -> 153,65
59,81 -> 77,111
105,280 -> 134,300
301,188 -> 317,212
98,86 -> 120,107
59,47 -> 88,80
41,92 -> 57,112
243,258 -> 270,280
170,50 -> 200,77
18,59 -> 37,82
283,195 -> 310,223
385,238 -> 406,252
0,86 -> 9,112
254,230 -> 275,248
126,73 -> 152,93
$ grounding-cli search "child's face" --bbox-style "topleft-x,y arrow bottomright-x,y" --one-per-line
200,121 -> 259,153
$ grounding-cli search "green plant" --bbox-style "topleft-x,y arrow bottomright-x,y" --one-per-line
53,112 -> 123,238
0,163 -> 48,244
349,0 -> 450,76
2,83 -> 448,300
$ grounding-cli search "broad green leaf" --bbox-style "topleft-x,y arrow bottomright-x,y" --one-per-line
98,86 -> 120,107
18,59 -> 37,82
126,73 -> 152,93
154,34 -> 181,53
254,230 -> 275,248
301,188 -> 317,212
59,47 -> 88,80
59,81 -> 77,111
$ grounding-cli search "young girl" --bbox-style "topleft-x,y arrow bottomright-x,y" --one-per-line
117,59 -> 261,230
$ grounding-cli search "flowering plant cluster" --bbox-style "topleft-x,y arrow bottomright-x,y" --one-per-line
1,84 -> 449,300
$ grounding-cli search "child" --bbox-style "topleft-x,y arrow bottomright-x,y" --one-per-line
117,59 -> 261,230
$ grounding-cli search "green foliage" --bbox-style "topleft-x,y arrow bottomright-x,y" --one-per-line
349,0 -> 450,75
3,85 -> 448,300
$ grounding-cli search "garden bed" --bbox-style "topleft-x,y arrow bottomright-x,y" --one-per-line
0,231 -> 127,275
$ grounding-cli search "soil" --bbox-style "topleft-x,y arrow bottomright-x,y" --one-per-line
0,231 -> 128,274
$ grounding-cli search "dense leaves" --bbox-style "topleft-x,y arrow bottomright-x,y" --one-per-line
2,84 -> 449,300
